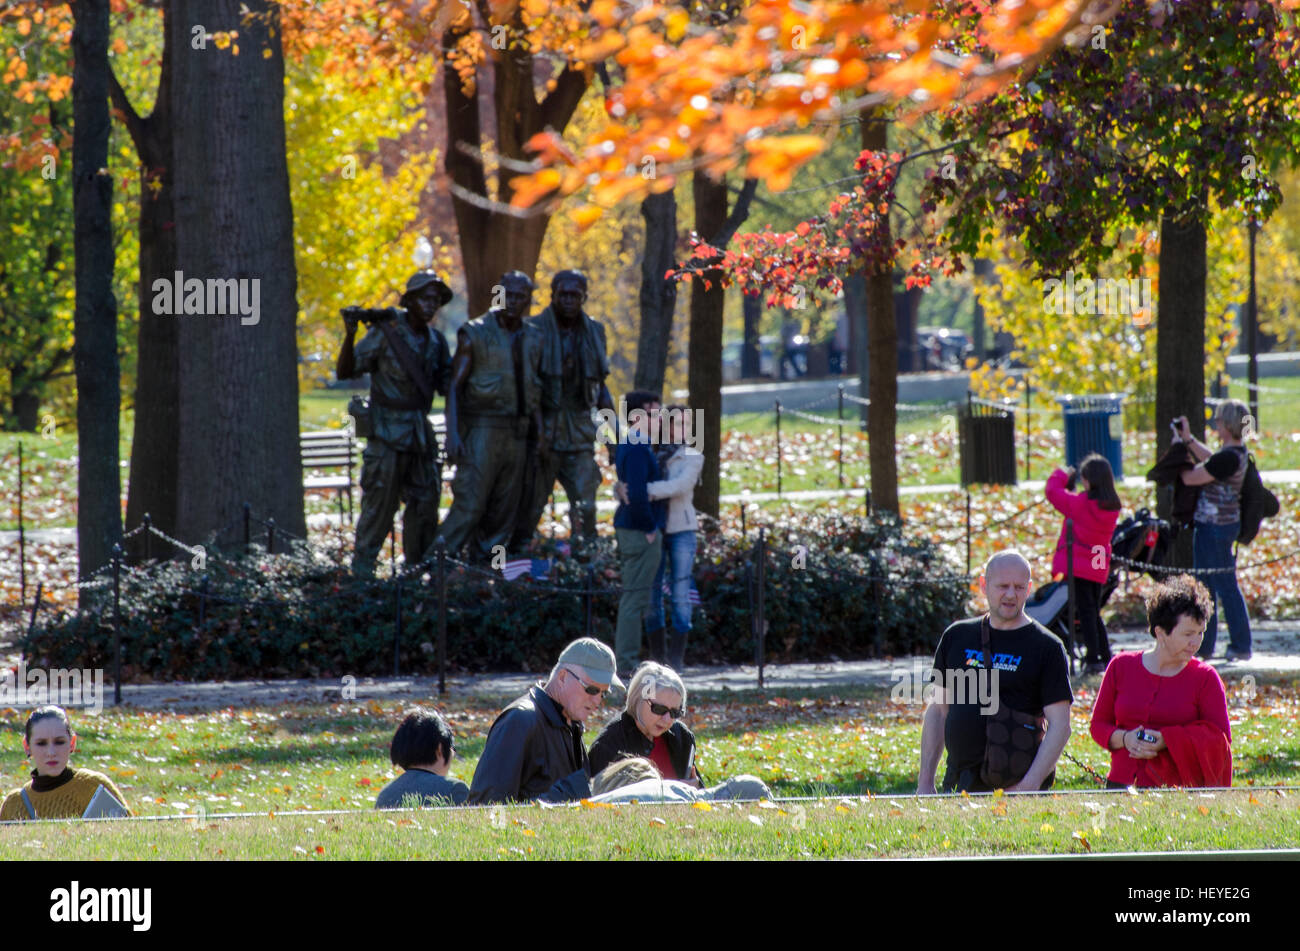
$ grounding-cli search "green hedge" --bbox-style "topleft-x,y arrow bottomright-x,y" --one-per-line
25,512 -> 967,680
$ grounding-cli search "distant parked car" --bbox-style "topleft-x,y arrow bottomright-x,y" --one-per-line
917,327 -> 973,371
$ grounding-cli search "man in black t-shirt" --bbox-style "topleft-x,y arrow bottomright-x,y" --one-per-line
917,551 -> 1073,794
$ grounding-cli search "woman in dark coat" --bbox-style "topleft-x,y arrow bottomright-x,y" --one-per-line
588,662 -> 699,784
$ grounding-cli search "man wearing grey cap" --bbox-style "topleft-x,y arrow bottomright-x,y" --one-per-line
469,637 -> 623,804
337,270 -> 453,578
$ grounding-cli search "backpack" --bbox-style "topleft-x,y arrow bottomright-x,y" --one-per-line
1238,453 -> 1279,545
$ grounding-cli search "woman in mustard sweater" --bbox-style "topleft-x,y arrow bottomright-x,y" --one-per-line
1,705 -> 130,821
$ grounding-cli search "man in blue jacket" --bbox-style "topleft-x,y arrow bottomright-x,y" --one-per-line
613,391 -> 667,677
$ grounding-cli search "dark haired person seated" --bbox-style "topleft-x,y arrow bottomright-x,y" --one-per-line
374,708 -> 469,808
1089,575 -> 1232,788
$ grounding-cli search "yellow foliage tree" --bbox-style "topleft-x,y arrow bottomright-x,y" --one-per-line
973,206 -> 1238,430
285,52 -> 452,392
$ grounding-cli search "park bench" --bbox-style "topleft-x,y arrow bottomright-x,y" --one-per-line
299,414 -> 449,524
300,430 -> 357,521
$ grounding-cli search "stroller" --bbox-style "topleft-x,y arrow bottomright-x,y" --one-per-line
1024,508 -> 1174,665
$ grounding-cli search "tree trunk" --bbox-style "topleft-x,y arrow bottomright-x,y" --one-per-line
11,391 -> 40,432
71,0 -> 122,592
688,172 -> 729,520
1156,201 -> 1207,569
169,0 -> 305,544
862,113 -> 899,515
741,290 -> 761,379
442,19 -> 587,312
634,189 -> 678,393
843,271 -> 868,425
971,257 -> 992,359
120,10 -> 178,561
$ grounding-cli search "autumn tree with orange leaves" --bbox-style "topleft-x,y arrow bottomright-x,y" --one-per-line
506,0 -> 1125,515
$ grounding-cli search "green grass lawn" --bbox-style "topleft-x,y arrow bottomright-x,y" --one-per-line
2,787 -> 1296,860
2,678 -> 1297,859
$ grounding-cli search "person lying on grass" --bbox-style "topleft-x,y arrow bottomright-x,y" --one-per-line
587,756 -> 772,804
375,707 -> 469,808
1089,574 -> 1232,789
1,705 -> 130,821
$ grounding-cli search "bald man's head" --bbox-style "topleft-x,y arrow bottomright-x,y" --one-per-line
981,550 -> 1032,628
984,550 -> 1031,583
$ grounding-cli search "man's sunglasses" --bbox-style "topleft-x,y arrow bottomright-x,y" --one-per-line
645,698 -> 684,720
564,667 -> 608,697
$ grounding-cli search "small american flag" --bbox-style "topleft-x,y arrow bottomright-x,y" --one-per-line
501,558 -> 553,581
663,581 -> 702,606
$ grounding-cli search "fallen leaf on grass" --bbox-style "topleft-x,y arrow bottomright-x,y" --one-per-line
691,801 -> 712,811
649,817 -> 666,827
1072,831 -> 1091,852
748,815 -> 763,827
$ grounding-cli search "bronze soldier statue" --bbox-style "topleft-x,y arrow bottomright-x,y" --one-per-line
336,271 -> 453,579
510,269 -> 614,550
431,271 -> 543,562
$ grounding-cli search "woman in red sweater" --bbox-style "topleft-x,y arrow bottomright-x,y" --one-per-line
1090,575 -> 1232,788
1046,453 -> 1122,674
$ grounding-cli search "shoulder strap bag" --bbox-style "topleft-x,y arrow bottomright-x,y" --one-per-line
375,318 -> 434,411
978,615 -> 1052,790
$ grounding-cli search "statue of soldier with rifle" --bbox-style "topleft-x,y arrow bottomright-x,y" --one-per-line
336,270 -> 453,578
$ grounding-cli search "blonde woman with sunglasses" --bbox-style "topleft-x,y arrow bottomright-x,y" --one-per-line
588,662 -> 700,786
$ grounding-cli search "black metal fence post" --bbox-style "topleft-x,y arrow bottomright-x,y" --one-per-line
1024,383 -> 1032,482
112,544 -> 123,706
26,582 -> 43,640
17,441 -> 26,611
197,575 -> 209,633
739,503 -> 746,538
243,502 -> 251,553
393,571 -> 403,676
1066,518 -> 1077,675
436,540 -> 448,696
774,400 -> 783,498
143,513 -> 152,562
755,528 -> 767,689
584,565 -> 596,639
837,385 -> 845,488
965,490 -> 972,577
267,518 -> 276,555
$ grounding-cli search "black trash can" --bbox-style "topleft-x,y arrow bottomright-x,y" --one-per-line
959,394 -> 1018,486
1057,394 -> 1124,478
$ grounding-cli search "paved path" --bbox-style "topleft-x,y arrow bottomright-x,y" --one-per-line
8,624 -> 1294,713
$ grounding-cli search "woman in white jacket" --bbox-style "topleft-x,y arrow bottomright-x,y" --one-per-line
616,404 -> 703,668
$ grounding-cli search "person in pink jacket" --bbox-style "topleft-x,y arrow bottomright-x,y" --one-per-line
1046,453 -> 1122,674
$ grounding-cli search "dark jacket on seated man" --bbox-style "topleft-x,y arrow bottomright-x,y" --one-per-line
468,685 -> 591,804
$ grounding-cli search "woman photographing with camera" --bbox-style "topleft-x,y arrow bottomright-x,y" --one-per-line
1089,575 -> 1231,788
1174,401 -> 1253,661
